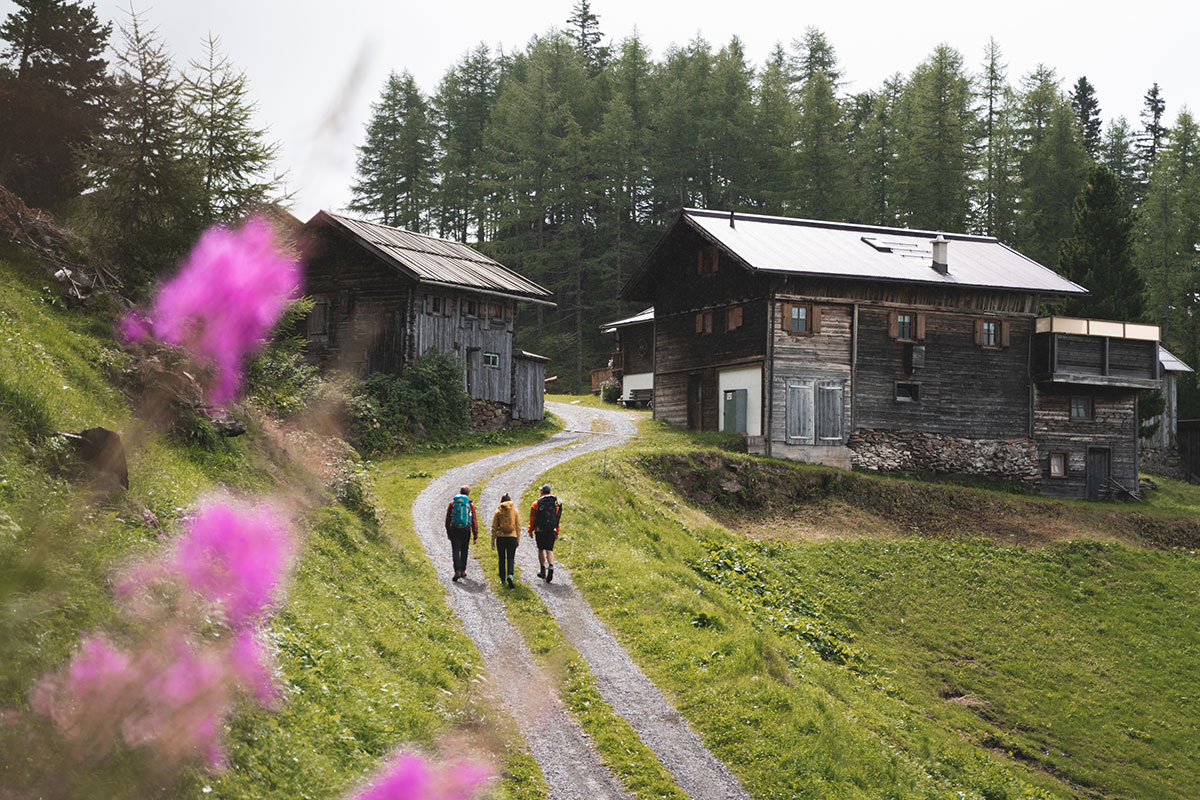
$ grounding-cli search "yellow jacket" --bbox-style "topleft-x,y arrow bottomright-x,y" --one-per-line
491,501 -> 521,541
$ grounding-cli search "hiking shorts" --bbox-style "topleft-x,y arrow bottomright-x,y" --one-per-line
534,530 -> 557,551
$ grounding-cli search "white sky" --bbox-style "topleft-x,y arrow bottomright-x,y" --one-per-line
6,0 -> 1197,221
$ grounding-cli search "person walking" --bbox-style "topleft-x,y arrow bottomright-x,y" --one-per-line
528,484 -> 562,583
445,485 -> 478,582
490,493 -> 521,588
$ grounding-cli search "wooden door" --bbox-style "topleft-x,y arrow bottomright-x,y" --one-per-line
1086,448 -> 1110,500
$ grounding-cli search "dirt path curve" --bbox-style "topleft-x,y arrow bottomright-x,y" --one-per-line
412,402 -> 750,800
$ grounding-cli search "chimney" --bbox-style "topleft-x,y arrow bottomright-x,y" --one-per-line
729,209 -> 735,229
932,234 -> 948,274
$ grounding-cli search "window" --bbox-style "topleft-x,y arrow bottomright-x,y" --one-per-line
483,352 -> 500,368
889,311 -> 925,341
463,298 -> 478,317
697,245 -> 719,275
975,318 -> 1009,348
695,311 -> 713,335
781,302 -> 819,334
489,302 -> 503,321
427,295 -> 448,316
894,381 -> 920,403
1070,395 -> 1093,421
1049,452 -> 1066,477
786,379 -> 845,445
726,305 -> 743,332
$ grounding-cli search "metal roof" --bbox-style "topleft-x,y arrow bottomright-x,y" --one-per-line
678,208 -> 1088,296
601,306 -> 654,333
1160,345 -> 1194,373
310,211 -> 554,304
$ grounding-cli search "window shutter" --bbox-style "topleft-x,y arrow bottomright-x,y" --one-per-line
710,247 -> 719,274
781,303 -> 792,331
1001,320 -> 1011,347
695,313 -> 704,334
916,313 -> 926,340
974,319 -> 984,345
812,306 -> 822,334
786,381 -> 815,445
888,311 -> 898,338
816,381 -> 844,442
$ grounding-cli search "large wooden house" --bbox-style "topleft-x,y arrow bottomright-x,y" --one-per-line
297,211 -> 555,423
621,209 -> 1161,500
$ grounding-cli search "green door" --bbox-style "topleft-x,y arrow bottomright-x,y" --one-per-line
723,389 -> 747,434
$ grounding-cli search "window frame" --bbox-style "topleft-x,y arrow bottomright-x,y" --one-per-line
781,302 -> 820,335
695,310 -> 713,335
894,381 -> 921,403
463,297 -> 479,318
1048,452 -> 1067,478
482,351 -> 501,369
888,310 -> 925,341
488,301 -> 504,322
1069,395 -> 1094,422
975,318 -> 1010,349
726,305 -> 743,332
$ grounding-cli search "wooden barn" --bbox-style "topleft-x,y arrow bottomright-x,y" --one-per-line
602,306 -> 655,406
622,208 -> 1161,500
297,211 -> 555,423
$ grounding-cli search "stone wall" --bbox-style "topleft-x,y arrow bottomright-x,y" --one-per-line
848,428 -> 1040,484
1140,446 -> 1185,481
471,398 -> 511,432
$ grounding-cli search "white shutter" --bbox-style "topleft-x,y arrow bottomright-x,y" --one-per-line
816,381 -> 844,443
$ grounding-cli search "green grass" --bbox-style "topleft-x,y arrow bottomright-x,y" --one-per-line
545,392 -> 653,412
531,417 -> 1200,799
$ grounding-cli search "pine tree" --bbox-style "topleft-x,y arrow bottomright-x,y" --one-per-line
81,8 -> 202,289
1069,76 -> 1102,160
565,0 -> 607,74
1101,116 -> 1139,210
180,35 -> 282,225
973,38 -> 1018,239
1058,165 -> 1142,320
793,66 -> 850,219
1139,83 -> 1167,169
896,45 -> 975,231
646,36 -> 714,217
706,37 -> 757,210
752,49 -> 799,214
845,75 -> 903,225
0,0 -> 111,208
349,70 -> 435,231
787,26 -> 840,88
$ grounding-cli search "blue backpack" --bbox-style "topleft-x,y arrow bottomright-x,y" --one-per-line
450,494 -> 472,529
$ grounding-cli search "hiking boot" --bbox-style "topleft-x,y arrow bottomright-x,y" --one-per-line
507,575 -> 515,588
452,572 -> 461,582
546,565 -> 554,583
537,567 -> 546,579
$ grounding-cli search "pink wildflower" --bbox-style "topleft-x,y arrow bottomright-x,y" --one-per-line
354,752 -> 494,800
117,311 -> 151,343
172,500 -> 295,629
229,628 -> 280,707
121,215 -> 301,404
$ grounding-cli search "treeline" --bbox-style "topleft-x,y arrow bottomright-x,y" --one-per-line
0,0 -> 283,290
350,2 -> 1200,410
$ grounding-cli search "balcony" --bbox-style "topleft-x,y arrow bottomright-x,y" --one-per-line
1032,317 -> 1161,390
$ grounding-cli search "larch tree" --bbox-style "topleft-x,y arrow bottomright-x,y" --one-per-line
705,37 -> 758,211
0,0 -> 111,208
1138,82 -> 1167,187
1102,116 -> 1140,210
565,0 -> 607,75
897,44 -> 975,231
973,38 -> 1019,239
752,47 -> 799,215
1058,165 -> 1142,321
180,34 -> 282,225
349,70 -> 435,232
432,44 -> 497,241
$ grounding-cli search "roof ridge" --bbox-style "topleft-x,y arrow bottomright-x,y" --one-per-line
683,207 -> 999,243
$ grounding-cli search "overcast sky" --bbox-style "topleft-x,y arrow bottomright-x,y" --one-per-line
6,1 -> 1197,221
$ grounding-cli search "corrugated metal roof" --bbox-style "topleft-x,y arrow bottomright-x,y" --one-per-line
314,212 -> 554,302
601,306 -> 654,333
1160,345 -> 1194,373
683,208 -> 1088,295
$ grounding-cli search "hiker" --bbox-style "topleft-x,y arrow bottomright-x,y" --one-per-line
490,492 -> 521,588
445,485 -> 478,582
528,484 -> 563,583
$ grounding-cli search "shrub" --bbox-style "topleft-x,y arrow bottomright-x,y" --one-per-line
600,379 -> 621,405
349,352 -> 471,456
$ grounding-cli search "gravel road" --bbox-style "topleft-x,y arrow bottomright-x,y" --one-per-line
411,402 -> 750,800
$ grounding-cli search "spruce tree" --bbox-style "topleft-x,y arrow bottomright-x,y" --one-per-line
565,0 -> 607,74
794,66 -> 850,219
81,8 -> 202,289
1069,76 -> 1102,160
787,26 -> 840,88
349,70 -> 435,231
432,44 -> 497,241
0,0 -> 111,208
706,37 -> 757,210
1058,165 -> 1142,320
180,35 -> 282,225
1102,116 -> 1140,210
973,38 -> 1018,239
752,49 -> 800,215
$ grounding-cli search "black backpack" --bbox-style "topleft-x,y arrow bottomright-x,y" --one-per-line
534,495 -> 561,535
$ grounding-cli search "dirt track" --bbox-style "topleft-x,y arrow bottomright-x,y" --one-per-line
410,402 -> 750,800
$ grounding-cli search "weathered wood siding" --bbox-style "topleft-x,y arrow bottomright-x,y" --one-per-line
1033,333 -> 1158,382
1034,388 -> 1138,499
512,356 -> 546,421
619,322 -> 654,375
413,290 -> 514,404
302,229 -> 410,373
768,300 -> 853,447
854,307 -> 1033,438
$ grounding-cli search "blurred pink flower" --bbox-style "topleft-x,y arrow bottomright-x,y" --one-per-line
230,629 -> 279,707
353,752 -> 494,800
119,215 -> 301,404
173,500 -> 295,629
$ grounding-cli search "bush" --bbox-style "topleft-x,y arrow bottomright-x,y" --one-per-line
600,379 -> 621,405
246,298 -> 322,416
349,352 -> 471,456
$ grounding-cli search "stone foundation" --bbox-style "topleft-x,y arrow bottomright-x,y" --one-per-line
471,398 -> 512,431
1140,446 -> 1184,480
848,428 -> 1040,484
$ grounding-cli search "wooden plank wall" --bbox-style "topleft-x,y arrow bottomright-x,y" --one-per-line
512,357 -> 545,421
1034,388 -> 1138,499
768,301 -> 853,445
854,307 -> 1033,438
620,323 -> 654,374
413,290 -> 514,404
